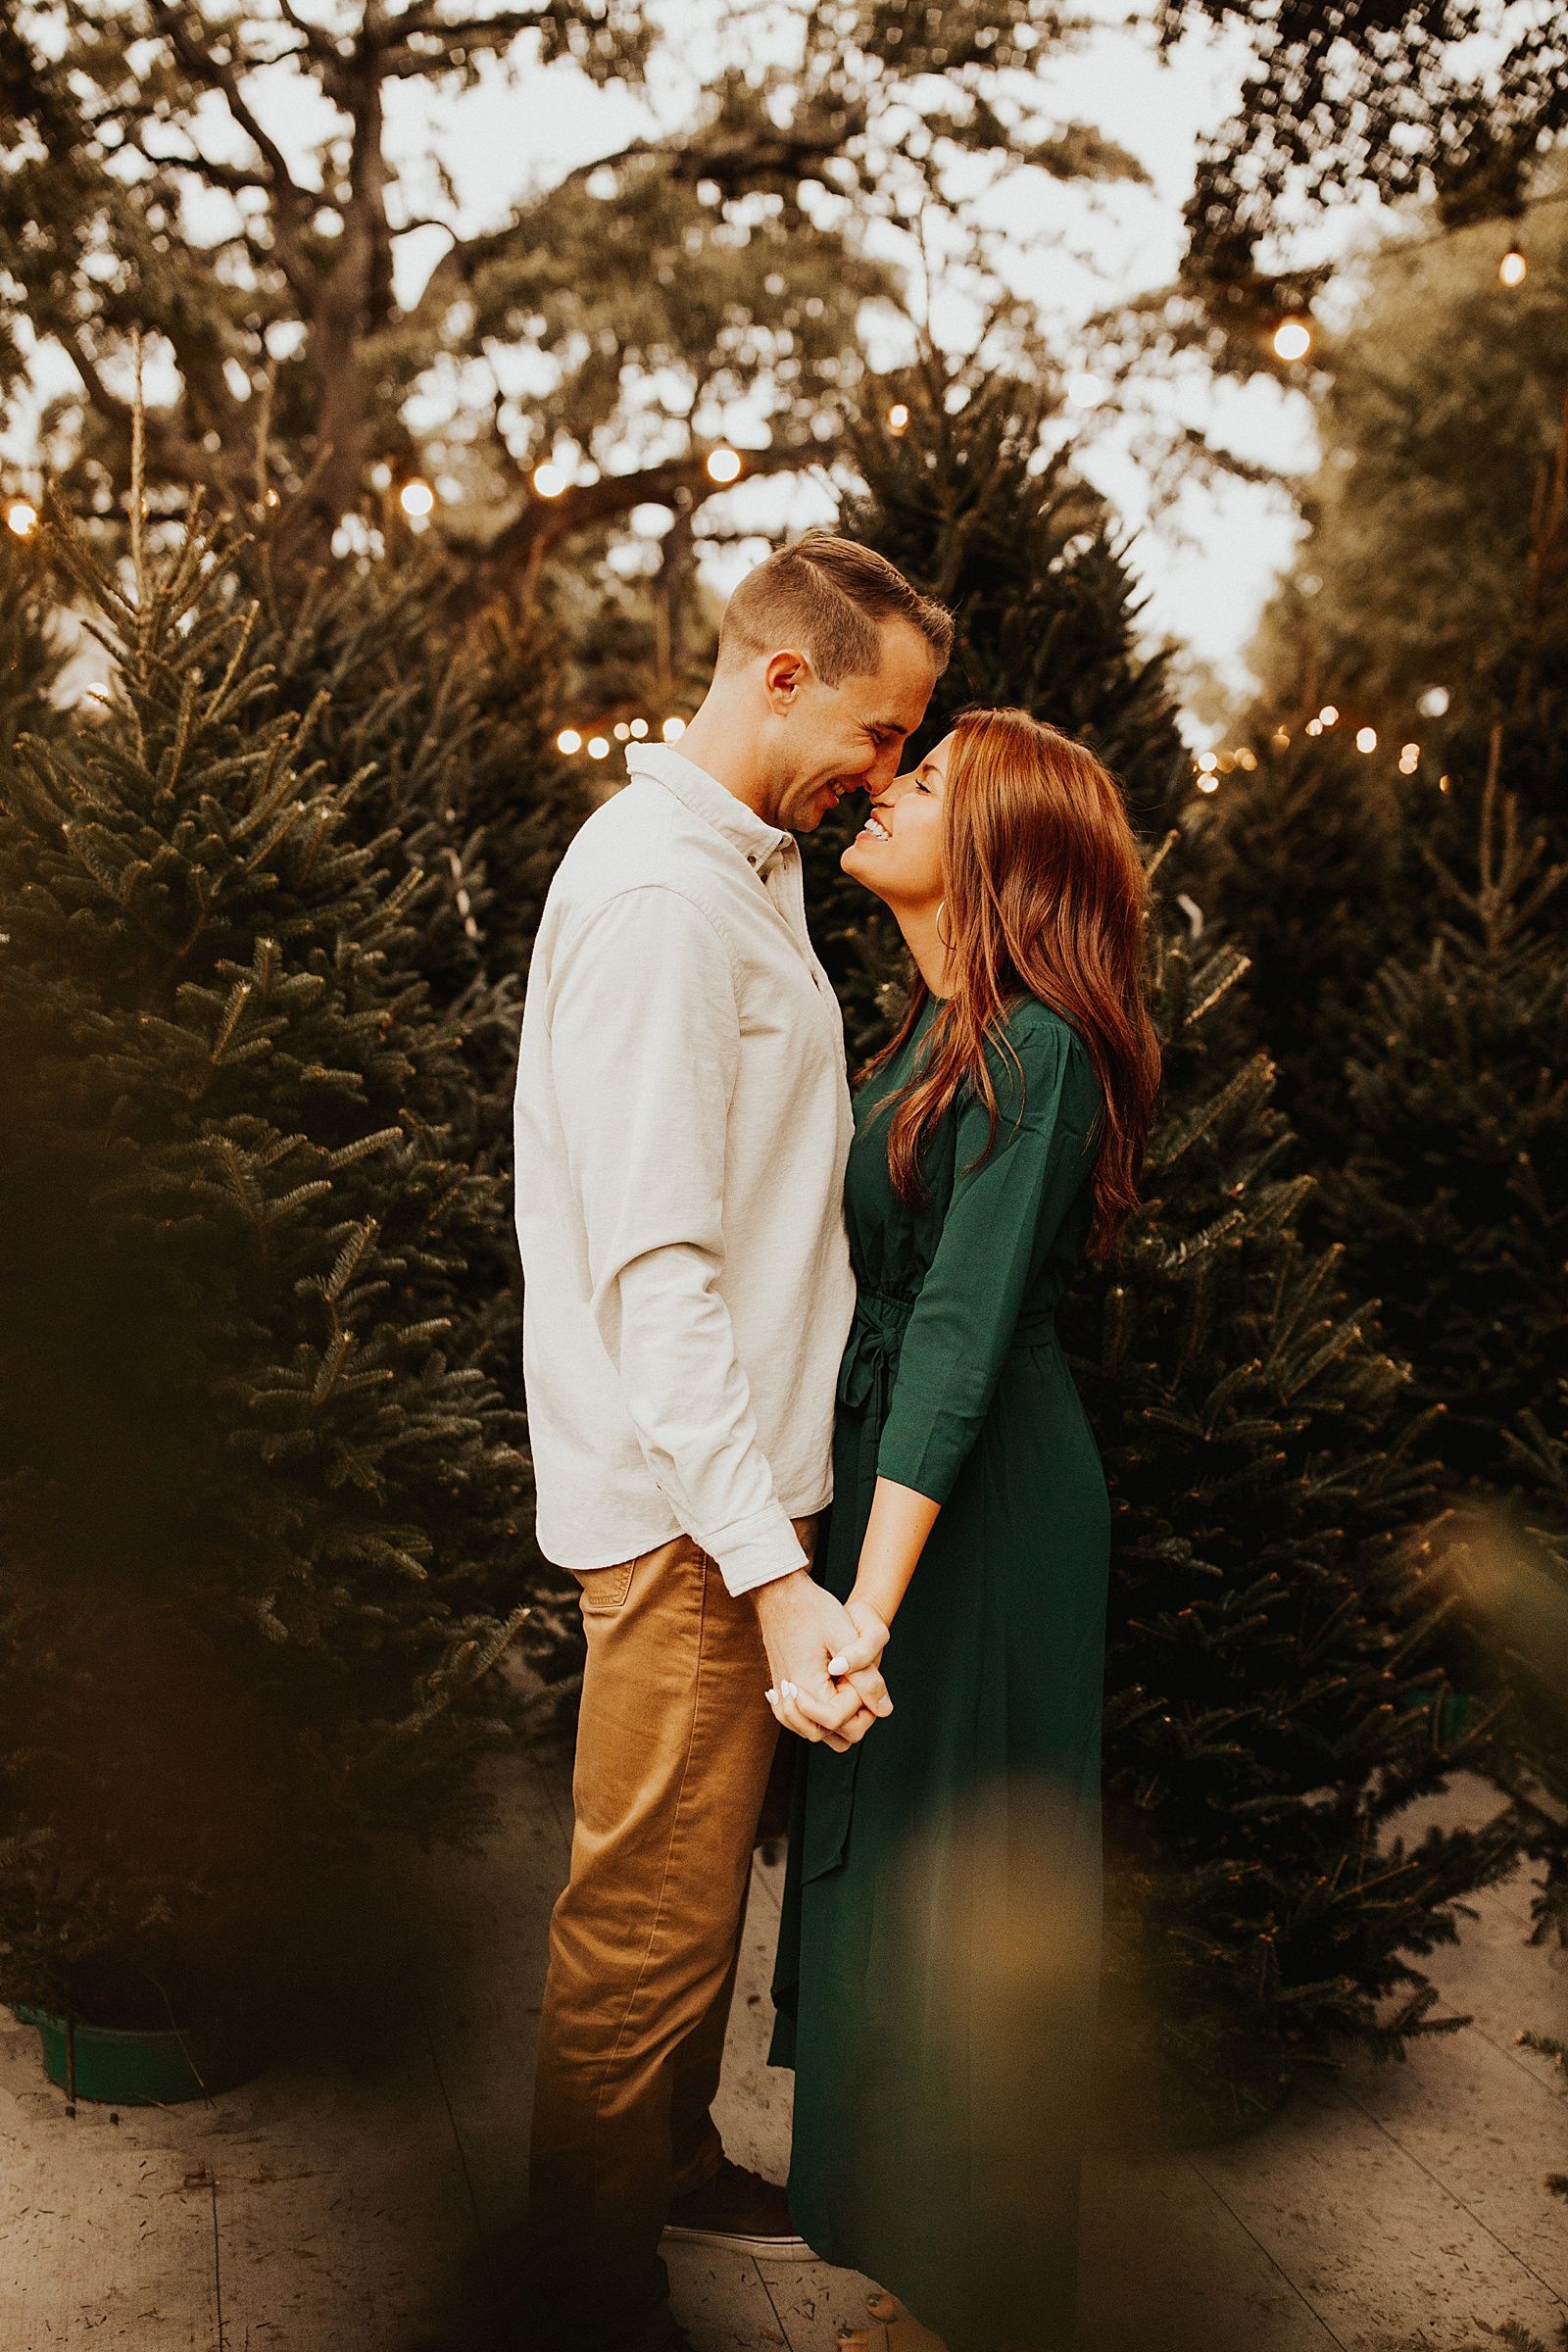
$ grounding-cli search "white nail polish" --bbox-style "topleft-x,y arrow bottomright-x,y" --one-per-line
827,1654 -> 848,1676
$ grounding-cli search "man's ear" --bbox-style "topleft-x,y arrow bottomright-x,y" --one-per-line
762,648 -> 810,712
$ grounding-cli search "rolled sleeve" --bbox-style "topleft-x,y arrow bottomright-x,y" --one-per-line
548,884 -> 807,1596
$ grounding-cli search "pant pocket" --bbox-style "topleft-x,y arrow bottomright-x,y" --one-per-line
573,1555 -> 639,1615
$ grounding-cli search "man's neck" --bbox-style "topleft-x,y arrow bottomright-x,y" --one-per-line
674,695 -> 776,825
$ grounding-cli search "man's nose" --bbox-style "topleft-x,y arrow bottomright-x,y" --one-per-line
867,744 -> 906,796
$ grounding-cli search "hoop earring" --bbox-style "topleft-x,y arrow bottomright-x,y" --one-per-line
935,900 -> 953,950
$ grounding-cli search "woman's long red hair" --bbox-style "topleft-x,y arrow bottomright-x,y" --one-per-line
863,708 -> 1160,1258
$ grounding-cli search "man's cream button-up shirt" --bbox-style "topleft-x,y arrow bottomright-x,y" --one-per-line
514,741 -> 858,1597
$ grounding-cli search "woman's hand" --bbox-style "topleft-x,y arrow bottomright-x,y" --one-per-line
822,1597 -> 893,1743
765,1595 -> 892,1748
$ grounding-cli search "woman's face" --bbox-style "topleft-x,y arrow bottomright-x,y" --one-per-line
840,730 -> 953,908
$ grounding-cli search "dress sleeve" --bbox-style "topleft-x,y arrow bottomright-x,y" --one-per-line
875,1015 -> 1097,1506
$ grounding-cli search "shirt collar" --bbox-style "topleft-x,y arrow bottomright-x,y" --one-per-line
624,740 -> 791,873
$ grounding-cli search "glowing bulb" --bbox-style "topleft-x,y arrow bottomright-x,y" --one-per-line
587,736 -> 610,759
1498,247 -> 1527,288
1196,751 -> 1218,773
1398,743 -> 1420,774
630,717 -> 649,739
1273,317 -> 1312,363
1197,774 -> 1219,794
662,715 -> 686,742
1237,748 -> 1257,771
1064,372 -> 1105,410
1305,717 -> 1323,736
1418,685 -> 1449,718
1355,726 -> 1377,753
613,721 -> 631,741
1318,704 -> 1339,725
6,499 -> 38,537
887,403 -> 910,433
706,446 -> 743,484
1270,727 -> 1291,749
399,477 -> 435,517
264,487 -> 280,509
533,463 -> 568,499
557,729 -> 582,755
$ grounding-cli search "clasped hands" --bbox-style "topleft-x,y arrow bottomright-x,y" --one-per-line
754,1570 -> 892,1754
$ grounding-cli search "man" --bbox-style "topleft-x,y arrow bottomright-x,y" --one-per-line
512,531 -> 953,2352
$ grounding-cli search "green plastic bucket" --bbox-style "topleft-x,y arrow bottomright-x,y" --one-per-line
10,2005 -> 270,2104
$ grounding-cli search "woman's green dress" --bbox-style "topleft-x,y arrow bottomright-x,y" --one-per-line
769,994 -> 1110,2352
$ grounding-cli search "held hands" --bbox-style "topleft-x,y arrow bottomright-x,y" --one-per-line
752,1572 -> 892,1755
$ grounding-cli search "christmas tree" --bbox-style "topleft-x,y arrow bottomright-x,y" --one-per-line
805,362 -> 1190,1069
0,467 -> 531,2030
1333,750 -> 1567,1481
234,511 -> 595,1681
1205,728 -> 1407,1169
1329,752 -> 1568,1942
820,365 -> 1516,2134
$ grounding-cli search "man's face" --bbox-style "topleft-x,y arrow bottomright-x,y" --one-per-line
760,620 -> 938,834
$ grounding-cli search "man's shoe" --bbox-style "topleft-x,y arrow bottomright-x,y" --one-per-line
662,2155 -> 810,2256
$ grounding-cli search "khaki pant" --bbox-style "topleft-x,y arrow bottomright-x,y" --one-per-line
523,1519 -> 816,2347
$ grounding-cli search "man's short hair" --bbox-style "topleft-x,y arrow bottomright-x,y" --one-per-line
715,530 -> 954,686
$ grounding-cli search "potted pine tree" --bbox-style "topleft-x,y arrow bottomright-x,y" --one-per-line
806,362 -> 1518,2136
0,472 -> 530,2101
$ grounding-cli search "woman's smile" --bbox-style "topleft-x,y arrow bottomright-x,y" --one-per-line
859,810 -> 892,840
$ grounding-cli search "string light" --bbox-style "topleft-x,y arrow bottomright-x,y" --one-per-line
1498,247 -> 1528,288
1418,685 -> 1449,717
887,403 -> 910,434
1197,773 -> 1219,793
1318,704 -> 1339,726
1270,727 -> 1290,749
1305,717 -> 1323,736
1065,372 -> 1105,410
630,717 -> 649,738
1398,742 -> 1420,774
1355,726 -> 1377,753
613,721 -> 631,741
707,446 -> 743,484
587,736 -> 610,759
6,499 -> 38,537
1236,748 -> 1257,771
533,463 -> 569,499
662,715 -> 686,742
557,729 -> 582,755
399,477 -> 435,517
1272,316 -> 1312,363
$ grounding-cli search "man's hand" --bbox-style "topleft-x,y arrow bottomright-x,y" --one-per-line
752,1571 -> 892,1752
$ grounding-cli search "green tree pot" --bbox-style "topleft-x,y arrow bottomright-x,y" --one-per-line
10,2006 -> 271,2104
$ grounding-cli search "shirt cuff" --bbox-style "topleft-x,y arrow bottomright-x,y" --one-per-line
709,1502 -> 810,1599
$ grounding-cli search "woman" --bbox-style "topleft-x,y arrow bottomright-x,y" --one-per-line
766,708 -> 1160,2352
